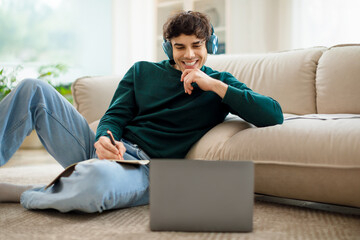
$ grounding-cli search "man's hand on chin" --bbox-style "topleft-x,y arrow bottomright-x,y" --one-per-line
180,68 -> 228,98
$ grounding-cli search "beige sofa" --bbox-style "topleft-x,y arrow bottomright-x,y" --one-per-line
71,44 -> 360,209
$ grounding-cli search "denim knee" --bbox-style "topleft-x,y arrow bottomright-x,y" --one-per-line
67,160 -> 148,212
17,78 -> 46,91
17,78 -> 60,99
68,160 -> 120,212
21,160 -> 149,213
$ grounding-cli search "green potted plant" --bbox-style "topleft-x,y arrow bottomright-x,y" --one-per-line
0,65 -> 23,101
0,63 -> 71,102
37,63 -> 73,104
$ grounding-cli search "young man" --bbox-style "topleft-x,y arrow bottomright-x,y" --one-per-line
0,11 -> 283,213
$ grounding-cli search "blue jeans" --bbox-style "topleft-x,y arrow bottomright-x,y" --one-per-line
0,79 -> 150,213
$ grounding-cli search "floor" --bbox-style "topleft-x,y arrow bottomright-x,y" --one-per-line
4,148 -> 57,168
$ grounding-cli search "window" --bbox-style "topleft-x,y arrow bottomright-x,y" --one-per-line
0,0 -> 112,84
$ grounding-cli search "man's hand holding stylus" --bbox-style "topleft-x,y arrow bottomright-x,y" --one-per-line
94,135 -> 126,160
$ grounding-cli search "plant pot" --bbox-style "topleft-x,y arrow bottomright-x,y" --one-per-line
20,130 -> 43,149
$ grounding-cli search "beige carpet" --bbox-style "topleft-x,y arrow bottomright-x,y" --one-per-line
1,163 -> 360,240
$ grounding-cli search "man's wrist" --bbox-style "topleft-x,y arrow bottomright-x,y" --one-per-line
211,80 -> 228,99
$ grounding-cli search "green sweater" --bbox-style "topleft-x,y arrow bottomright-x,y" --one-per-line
96,60 -> 283,158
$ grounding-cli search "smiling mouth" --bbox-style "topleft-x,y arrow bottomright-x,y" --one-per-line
183,60 -> 197,67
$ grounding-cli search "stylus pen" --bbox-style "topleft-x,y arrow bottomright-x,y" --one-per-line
106,129 -> 116,146
107,129 -> 122,159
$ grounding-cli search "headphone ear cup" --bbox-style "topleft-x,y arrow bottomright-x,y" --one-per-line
206,34 -> 218,54
162,41 -> 173,60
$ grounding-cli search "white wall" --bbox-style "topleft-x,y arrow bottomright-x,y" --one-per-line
228,0 -> 360,53
111,0 -> 360,75
227,0 -> 293,54
292,0 -> 360,49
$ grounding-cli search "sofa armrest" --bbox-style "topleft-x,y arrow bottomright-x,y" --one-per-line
71,75 -> 122,124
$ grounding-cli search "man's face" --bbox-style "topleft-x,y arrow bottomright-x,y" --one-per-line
171,34 -> 208,72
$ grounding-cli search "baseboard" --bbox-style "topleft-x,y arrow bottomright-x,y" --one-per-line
255,193 -> 360,216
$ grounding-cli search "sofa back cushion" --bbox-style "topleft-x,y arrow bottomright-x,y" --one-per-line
205,47 -> 326,115
316,44 -> 360,114
71,76 -> 121,124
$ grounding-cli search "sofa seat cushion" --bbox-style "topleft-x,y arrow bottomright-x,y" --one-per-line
221,116 -> 360,167
188,114 -> 360,166
185,115 -> 253,160
187,114 -> 360,207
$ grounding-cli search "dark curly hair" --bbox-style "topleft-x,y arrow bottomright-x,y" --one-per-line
163,11 -> 212,41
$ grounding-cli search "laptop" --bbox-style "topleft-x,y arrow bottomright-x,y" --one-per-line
150,159 -> 254,232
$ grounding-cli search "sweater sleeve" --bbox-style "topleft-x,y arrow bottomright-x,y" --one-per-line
221,73 -> 284,127
95,65 -> 138,141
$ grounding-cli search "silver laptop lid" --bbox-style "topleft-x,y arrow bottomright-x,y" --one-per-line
150,159 -> 254,232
